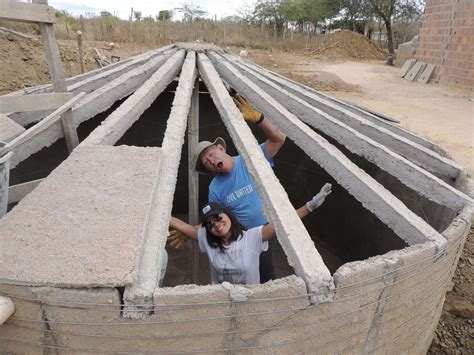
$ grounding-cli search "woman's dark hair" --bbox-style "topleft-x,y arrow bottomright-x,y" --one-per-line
205,207 -> 246,251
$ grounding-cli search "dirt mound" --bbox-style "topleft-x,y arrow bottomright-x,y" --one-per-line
309,30 -> 386,61
0,29 -> 149,95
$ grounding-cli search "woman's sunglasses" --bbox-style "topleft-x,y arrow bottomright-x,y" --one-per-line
204,213 -> 223,231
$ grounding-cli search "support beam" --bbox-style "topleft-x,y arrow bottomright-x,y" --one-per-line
0,93 -> 85,158
198,53 -> 334,302
33,0 -> 78,153
188,79 -> 200,283
9,51 -> 175,168
123,51 -> 196,318
208,52 -> 447,252
8,179 -> 43,204
227,54 -> 461,182
0,93 -> 72,113
215,54 -> 471,212
0,1 -> 56,24
80,50 -> 185,146
230,54 -> 446,154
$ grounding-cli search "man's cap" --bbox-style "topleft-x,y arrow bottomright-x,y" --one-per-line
201,202 -> 226,223
194,137 -> 226,174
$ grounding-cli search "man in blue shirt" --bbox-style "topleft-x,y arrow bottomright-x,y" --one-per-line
192,94 -> 286,283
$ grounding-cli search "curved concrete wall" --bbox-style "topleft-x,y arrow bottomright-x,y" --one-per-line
0,178 -> 471,353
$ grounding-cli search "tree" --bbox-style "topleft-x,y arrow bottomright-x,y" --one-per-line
253,0 -> 286,37
175,3 -> 207,22
133,10 -> 142,21
157,10 -> 173,21
100,11 -> 112,17
367,0 -> 423,54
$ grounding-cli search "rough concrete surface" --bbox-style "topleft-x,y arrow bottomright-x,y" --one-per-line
0,145 -> 161,287
0,113 -> 24,142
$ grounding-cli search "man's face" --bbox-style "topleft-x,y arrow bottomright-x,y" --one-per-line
199,144 -> 233,174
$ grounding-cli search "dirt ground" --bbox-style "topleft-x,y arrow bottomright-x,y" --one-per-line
1,29 -> 472,352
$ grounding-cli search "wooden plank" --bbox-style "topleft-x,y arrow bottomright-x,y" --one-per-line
33,0 -> 78,152
417,64 -> 435,84
0,93 -> 72,113
399,59 -> 417,78
0,1 -> 56,24
188,79 -> 200,283
0,92 -> 85,157
8,179 -> 43,204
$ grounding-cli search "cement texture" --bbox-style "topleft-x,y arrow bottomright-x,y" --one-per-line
0,113 -> 24,142
0,145 -> 161,287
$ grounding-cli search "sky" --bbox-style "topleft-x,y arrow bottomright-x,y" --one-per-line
48,0 -> 257,20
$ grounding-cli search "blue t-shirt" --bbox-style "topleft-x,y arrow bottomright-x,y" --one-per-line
208,144 -> 274,229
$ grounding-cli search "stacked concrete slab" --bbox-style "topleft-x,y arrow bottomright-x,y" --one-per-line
0,43 -> 472,353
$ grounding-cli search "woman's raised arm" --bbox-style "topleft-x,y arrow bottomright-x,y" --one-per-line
170,217 -> 199,240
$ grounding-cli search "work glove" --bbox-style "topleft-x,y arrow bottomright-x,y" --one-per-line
306,183 -> 332,212
167,229 -> 188,250
232,94 -> 264,124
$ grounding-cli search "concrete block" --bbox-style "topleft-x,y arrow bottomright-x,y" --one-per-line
0,284 -> 44,353
32,286 -> 123,353
0,145 -> 161,287
399,58 -> 417,77
151,284 -> 231,352
405,61 -> 427,81
227,276 -> 308,346
417,64 -> 436,83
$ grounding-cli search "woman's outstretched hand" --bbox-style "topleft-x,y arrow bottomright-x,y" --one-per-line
306,183 -> 332,212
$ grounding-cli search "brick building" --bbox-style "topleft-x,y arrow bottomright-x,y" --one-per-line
415,0 -> 474,88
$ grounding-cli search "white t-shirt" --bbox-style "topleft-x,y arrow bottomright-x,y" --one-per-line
197,226 -> 269,285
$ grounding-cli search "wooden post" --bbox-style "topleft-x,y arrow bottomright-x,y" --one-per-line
77,30 -> 85,74
188,79 -> 199,284
32,0 -> 79,153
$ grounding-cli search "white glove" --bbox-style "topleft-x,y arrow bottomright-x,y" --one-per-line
306,183 -> 332,212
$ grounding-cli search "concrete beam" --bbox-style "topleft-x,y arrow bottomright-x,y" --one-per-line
8,178 -> 43,204
198,53 -> 334,303
0,92 -> 86,158
208,51 -> 447,252
227,54 -> 461,182
0,93 -> 72,113
0,114 -> 24,142
9,51 -> 176,168
229,55 -> 451,157
123,51 -> 197,318
9,46 -> 176,127
81,49 -> 186,146
216,54 -> 471,212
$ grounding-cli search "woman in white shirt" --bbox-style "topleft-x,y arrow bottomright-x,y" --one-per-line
169,183 -> 332,285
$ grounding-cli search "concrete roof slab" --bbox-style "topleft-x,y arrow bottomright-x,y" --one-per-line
0,145 -> 161,287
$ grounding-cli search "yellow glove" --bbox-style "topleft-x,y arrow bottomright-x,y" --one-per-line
232,94 -> 264,124
167,229 -> 188,250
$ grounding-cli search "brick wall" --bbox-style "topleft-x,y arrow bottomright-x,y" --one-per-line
415,0 -> 474,88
